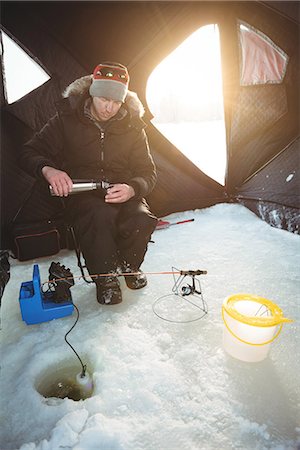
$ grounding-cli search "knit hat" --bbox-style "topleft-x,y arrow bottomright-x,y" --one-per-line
89,62 -> 129,102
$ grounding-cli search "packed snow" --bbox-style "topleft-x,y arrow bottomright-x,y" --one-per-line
0,203 -> 299,450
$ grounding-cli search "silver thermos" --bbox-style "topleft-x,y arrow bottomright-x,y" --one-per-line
49,180 -> 111,196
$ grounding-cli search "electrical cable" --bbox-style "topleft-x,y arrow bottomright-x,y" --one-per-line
64,304 -> 87,377
39,263 -> 88,382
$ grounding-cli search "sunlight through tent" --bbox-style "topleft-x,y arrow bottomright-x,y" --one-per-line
1,30 -> 50,104
146,25 -> 226,185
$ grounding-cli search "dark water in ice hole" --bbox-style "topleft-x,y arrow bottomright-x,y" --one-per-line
35,362 -> 94,401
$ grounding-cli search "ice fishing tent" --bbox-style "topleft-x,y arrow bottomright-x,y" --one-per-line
1,1 -> 299,252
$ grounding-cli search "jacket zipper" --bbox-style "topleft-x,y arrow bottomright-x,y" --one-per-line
100,130 -> 105,163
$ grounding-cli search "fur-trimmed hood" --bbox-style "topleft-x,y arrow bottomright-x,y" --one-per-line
63,75 -> 145,118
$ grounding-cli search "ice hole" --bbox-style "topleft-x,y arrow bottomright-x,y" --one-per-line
35,359 -> 94,402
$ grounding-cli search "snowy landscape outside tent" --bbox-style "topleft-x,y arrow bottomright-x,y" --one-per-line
153,120 -> 226,185
0,204 -> 299,450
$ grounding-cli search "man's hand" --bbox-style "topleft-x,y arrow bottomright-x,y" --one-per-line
42,166 -> 73,197
105,183 -> 135,203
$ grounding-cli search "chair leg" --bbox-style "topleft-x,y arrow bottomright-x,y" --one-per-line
68,226 -> 93,284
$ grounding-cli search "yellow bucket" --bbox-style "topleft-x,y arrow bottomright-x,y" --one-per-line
222,294 -> 292,362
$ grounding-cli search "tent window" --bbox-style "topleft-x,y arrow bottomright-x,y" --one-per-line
238,21 -> 288,86
1,30 -> 50,104
146,25 -> 226,186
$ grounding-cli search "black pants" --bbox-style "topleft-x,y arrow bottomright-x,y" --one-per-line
65,193 -> 157,277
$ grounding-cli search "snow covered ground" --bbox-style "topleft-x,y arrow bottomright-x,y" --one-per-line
0,204 -> 299,450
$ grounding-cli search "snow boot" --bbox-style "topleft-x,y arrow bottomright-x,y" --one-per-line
124,270 -> 147,290
96,277 -> 122,305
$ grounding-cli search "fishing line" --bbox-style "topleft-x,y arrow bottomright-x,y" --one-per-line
42,266 -> 208,325
41,269 -> 207,287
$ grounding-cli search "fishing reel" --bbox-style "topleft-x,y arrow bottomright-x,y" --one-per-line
153,267 -> 208,324
46,262 -> 75,303
177,270 -> 207,297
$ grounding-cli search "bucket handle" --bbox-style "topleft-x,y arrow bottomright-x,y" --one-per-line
222,307 -> 283,346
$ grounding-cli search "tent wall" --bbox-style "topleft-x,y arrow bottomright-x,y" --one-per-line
1,1 -> 299,251
226,2 -> 300,191
236,137 -> 300,233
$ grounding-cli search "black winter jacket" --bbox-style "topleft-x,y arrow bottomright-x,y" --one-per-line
20,76 -> 157,199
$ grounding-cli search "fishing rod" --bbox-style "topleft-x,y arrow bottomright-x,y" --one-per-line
41,268 -> 207,287
156,218 -> 195,229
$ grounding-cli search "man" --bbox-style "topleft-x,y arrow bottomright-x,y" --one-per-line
20,62 -> 157,305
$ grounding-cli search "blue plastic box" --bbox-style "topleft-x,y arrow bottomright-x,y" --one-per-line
19,264 -> 74,325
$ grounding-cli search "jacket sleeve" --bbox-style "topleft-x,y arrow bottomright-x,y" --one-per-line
128,129 -> 157,199
19,113 -> 65,179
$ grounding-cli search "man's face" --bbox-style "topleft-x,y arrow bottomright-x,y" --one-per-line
92,97 -> 122,121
